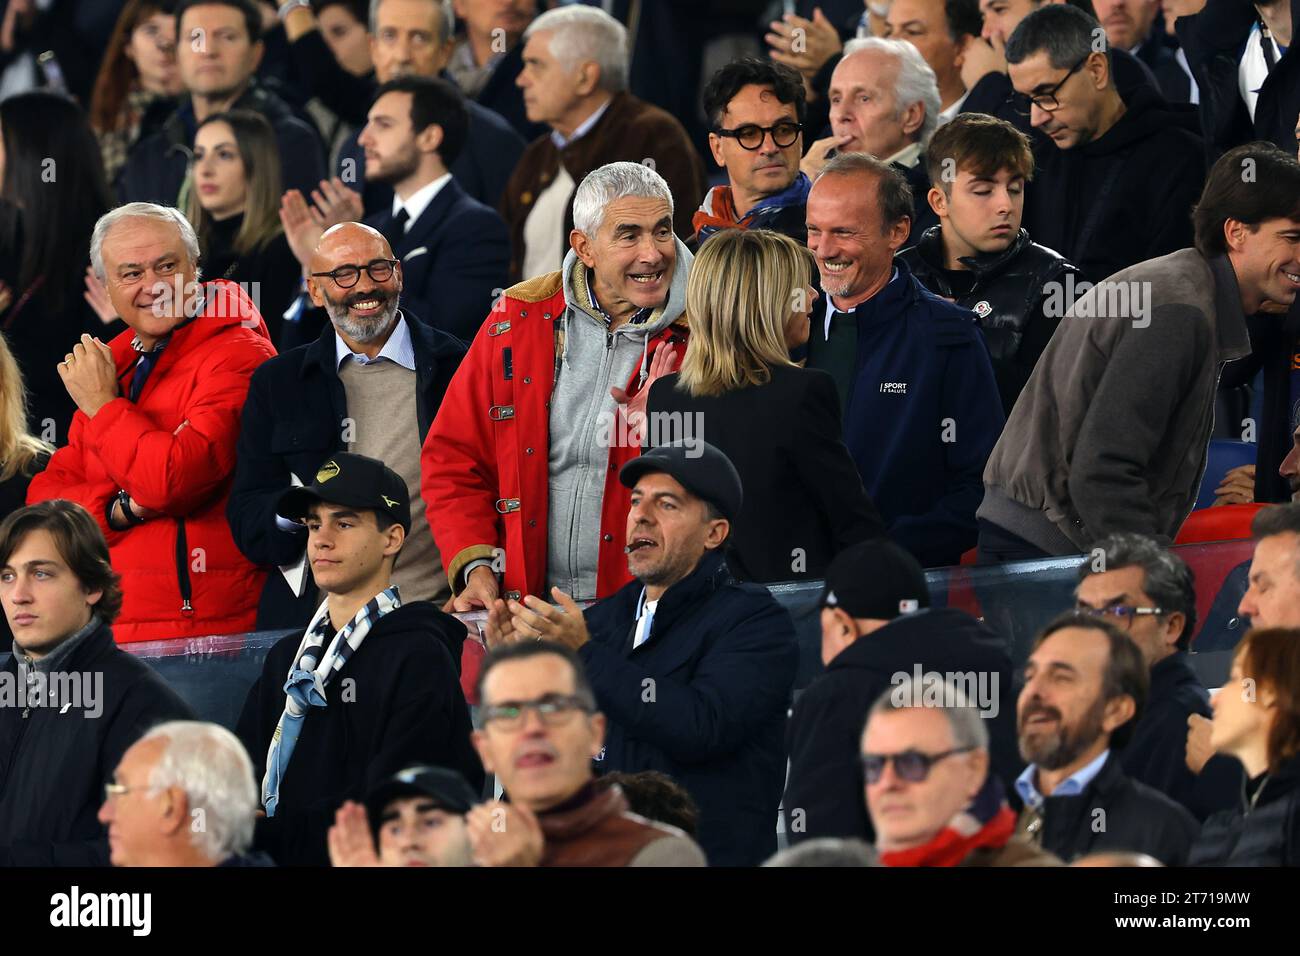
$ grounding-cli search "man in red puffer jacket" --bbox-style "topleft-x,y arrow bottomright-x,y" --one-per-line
29,203 -> 275,642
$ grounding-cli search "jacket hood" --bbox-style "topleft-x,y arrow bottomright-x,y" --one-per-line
374,599 -> 467,675
1083,83 -> 1201,156
827,607 -> 1007,672
560,236 -> 692,339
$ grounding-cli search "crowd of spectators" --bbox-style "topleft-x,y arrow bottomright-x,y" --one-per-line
1,0 -> 1300,869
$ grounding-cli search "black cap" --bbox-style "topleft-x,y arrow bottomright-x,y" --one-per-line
619,441 -> 743,523
365,765 -> 478,834
276,452 -> 411,533
819,538 -> 931,620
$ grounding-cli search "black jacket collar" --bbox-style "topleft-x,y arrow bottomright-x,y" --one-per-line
298,310 -> 463,383
915,225 -> 1034,280
634,548 -> 731,640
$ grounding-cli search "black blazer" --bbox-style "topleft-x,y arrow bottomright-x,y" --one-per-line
646,365 -> 885,583
364,178 -> 510,342
226,313 -> 466,628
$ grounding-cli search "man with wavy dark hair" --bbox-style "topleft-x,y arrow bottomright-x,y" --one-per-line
0,499 -> 193,866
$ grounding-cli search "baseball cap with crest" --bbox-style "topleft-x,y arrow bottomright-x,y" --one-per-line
275,452 -> 412,533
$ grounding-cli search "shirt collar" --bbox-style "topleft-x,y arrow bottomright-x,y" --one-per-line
1015,748 -> 1111,810
334,314 -> 416,371
392,172 -> 452,228
936,92 -> 969,127
550,97 -> 613,150
822,267 -> 898,338
885,140 -> 924,169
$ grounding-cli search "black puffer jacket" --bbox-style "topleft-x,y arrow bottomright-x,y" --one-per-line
0,620 -> 194,866
900,227 -> 1078,414
1190,754 -> 1300,865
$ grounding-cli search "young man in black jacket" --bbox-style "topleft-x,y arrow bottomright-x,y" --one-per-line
1015,611 -> 1199,864
117,0 -> 326,204
900,113 -> 1079,414
236,452 -> 482,866
783,537 -> 1020,847
0,500 -> 194,866
484,442 -> 799,866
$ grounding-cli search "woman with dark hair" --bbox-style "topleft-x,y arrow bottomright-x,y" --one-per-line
1190,627 -> 1300,866
89,0 -> 183,188
183,109 -> 300,346
0,91 -> 115,446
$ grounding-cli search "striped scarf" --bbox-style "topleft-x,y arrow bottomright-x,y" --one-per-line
877,772 -> 1017,867
261,586 -> 401,816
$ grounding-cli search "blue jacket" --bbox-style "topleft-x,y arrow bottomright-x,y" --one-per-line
580,549 -> 798,866
821,258 -> 1004,567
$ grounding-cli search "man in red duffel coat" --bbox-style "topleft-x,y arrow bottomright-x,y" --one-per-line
422,162 -> 690,623
28,203 -> 276,642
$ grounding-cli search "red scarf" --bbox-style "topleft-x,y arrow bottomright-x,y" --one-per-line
878,774 -> 1017,867
691,185 -> 740,237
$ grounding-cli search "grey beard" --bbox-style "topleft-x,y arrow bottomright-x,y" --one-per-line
327,298 -> 399,343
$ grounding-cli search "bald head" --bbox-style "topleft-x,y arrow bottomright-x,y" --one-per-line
307,221 -> 403,349
311,222 -> 394,274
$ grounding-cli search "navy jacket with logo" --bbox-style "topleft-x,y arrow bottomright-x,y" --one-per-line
580,549 -> 798,866
813,258 -> 1004,567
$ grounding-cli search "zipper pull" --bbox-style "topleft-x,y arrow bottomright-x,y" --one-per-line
181,599 -> 194,616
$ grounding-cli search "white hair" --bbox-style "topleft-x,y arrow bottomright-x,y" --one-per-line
571,161 -> 673,237
369,0 -> 454,43
841,37 -> 942,150
524,5 -> 628,93
90,202 -> 201,283
868,676 -> 990,751
142,721 -> 258,863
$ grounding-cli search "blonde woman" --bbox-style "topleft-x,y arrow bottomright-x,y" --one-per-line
645,228 -> 884,583
0,336 -> 53,520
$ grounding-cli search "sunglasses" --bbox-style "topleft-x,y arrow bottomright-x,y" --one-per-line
860,747 -> 975,784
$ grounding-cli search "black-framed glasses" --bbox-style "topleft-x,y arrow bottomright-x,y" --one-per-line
309,258 -> 399,288
480,693 -> 594,731
1075,604 -> 1166,627
1006,53 -> 1091,116
860,747 -> 975,784
713,121 -> 804,151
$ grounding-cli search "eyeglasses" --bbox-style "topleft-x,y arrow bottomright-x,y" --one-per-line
1006,53 -> 1090,116
103,782 -> 153,802
713,121 -> 804,151
309,258 -> 400,289
860,747 -> 976,784
1075,604 -> 1166,627
480,694 -> 594,731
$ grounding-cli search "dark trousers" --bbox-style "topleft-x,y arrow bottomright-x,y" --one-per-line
975,519 -> 1054,565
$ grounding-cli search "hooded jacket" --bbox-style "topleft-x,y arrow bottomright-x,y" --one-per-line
0,619 -> 194,866
783,607 -> 1021,846
1190,753 -> 1300,866
28,280 -> 277,642
235,600 -> 481,867
422,241 -> 692,606
580,549 -> 798,867
980,250 -> 1252,555
899,227 -> 1079,415
1023,83 -> 1205,284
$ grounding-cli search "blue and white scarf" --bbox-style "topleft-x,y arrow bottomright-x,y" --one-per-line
261,586 -> 401,815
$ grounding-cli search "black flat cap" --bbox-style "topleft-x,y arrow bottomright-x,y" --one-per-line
619,441 -> 743,523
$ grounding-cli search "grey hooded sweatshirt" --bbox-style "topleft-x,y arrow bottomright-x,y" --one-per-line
546,239 -> 692,600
